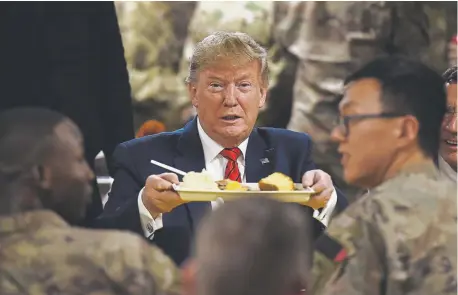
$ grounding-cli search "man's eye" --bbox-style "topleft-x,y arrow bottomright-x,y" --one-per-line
238,82 -> 252,89
209,83 -> 223,89
446,107 -> 456,114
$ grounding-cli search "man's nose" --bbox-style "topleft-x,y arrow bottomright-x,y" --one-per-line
223,84 -> 238,106
85,162 -> 95,180
330,126 -> 345,143
445,113 -> 457,133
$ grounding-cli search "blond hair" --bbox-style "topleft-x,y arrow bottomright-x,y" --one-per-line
185,31 -> 269,86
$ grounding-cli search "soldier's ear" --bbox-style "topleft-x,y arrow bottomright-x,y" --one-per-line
395,115 -> 419,149
187,83 -> 198,108
31,164 -> 52,190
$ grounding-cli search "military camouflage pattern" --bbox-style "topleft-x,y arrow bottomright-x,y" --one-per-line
184,1 -> 273,48
277,1 -> 457,201
0,210 -> 181,295
115,2 -> 196,131
180,1 -> 288,93
449,41 -> 457,67
311,161 -> 457,295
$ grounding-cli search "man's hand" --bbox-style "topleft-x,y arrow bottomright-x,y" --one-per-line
141,173 -> 186,218
302,169 -> 334,210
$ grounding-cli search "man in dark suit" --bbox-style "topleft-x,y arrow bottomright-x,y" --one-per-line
0,2 -> 134,225
98,32 -> 348,266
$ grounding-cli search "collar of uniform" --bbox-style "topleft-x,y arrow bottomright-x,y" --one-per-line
0,210 -> 68,234
197,117 -> 249,164
398,160 -> 440,177
371,160 -> 439,193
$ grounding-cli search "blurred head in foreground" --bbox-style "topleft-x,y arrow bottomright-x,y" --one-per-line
183,197 -> 312,295
0,107 -> 94,224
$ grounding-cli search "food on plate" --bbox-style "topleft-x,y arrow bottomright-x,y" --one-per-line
181,170 -> 219,190
181,170 -> 299,192
226,181 -> 249,191
216,179 -> 249,191
258,172 -> 295,191
181,170 -> 250,191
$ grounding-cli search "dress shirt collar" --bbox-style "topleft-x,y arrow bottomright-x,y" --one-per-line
438,155 -> 457,183
197,117 -> 249,164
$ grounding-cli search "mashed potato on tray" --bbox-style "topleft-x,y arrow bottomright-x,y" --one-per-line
181,169 -> 219,190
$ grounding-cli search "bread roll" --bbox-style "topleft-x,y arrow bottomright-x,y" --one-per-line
258,172 -> 294,191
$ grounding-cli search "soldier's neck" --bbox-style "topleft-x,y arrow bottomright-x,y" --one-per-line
382,149 -> 431,184
0,185 -> 43,216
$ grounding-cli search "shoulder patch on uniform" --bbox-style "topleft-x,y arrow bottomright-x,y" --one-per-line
315,233 -> 347,263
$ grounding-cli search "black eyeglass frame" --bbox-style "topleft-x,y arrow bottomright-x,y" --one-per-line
334,112 -> 407,137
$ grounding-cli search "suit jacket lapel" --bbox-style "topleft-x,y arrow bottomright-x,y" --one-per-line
171,117 -> 211,230
245,128 -> 276,183
174,118 -> 206,178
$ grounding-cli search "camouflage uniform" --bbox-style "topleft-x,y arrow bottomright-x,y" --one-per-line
180,1 -> 283,96
183,1 -> 274,50
0,210 -> 181,295
311,161 -> 457,295
115,1 -> 196,131
276,2 -> 457,201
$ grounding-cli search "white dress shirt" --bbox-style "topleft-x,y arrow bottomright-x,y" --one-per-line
138,119 -> 338,238
438,155 -> 457,183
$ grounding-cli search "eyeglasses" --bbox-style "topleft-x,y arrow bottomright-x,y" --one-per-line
334,112 -> 406,137
443,107 -> 458,127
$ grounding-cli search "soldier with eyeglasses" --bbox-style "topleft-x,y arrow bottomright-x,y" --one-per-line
311,57 -> 457,295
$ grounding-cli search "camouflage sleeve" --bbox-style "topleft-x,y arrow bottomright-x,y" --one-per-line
100,232 -> 182,295
388,2 -> 452,72
313,190 -> 458,295
140,241 -> 182,295
273,1 -> 307,49
311,204 -> 387,295
387,2 -> 430,64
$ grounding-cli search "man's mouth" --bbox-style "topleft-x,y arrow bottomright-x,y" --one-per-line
340,152 -> 349,165
445,139 -> 458,146
221,115 -> 241,121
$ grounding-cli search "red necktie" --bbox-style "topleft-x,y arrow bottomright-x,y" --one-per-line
220,147 -> 242,182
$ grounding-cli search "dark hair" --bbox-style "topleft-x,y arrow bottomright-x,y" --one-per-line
0,107 -> 67,180
344,56 -> 446,158
443,66 -> 457,84
195,197 -> 312,295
